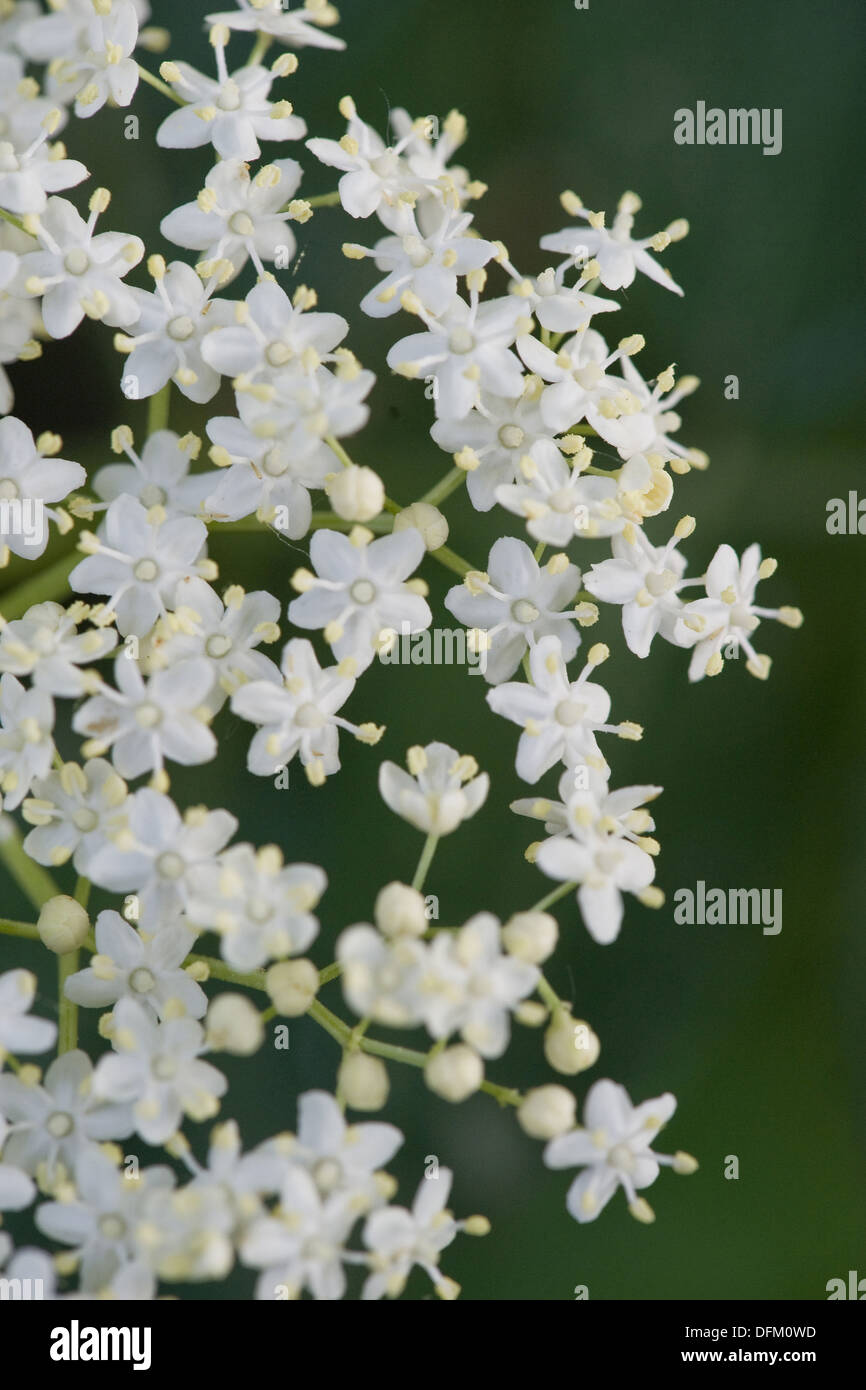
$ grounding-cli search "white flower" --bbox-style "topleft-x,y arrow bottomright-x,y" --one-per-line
70,493 -> 210,638
230,636 -> 377,785
541,191 -> 686,295
84,786 -> 236,917
336,925 -> 427,1027
307,105 -> 425,219
0,672 -> 54,809
387,293 -> 527,420
186,843 -> 325,971
289,528 -> 431,672
15,194 -> 143,339
675,544 -> 801,682
161,158 -> 303,281
362,1167 -> 462,1300
241,1164 -> 354,1301
200,278 -> 349,384
93,428 -> 219,519
72,656 -> 217,780
487,635 -> 640,784
0,968 -> 57,1056
34,1147 -> 173,1294
534,782 -> 661,944
0,600 -> 117,696
0,124 -> 89,218
430,387 -> 562,512
349,205 -> 497,319
17,0 -> 150,66
283,1089 -> 402,1207
0,50 -> 59,149
63,909 -> 207,1020
612,356 -> 702,466
119,260 -> 232,404
0,1049 -> 133,1179
495,446 -> 622,548
378,741 -> 489,835
157,46 -> 306,162
421,913 -> 539,1057
22,758 -> 128,873
0,1159 -> 35,1211
516,326 -> 644,442
93,998 -> 227,1146
544,1079 -> 680,1222
445,537 -> 582,683
146,577 -> 281,710
0,415 -> 85,559
206,1 -> 346,51
584,520 -> 698,657
49,0 -> 140,119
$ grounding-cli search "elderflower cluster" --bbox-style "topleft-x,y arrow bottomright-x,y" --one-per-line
0,0 -> 800,1300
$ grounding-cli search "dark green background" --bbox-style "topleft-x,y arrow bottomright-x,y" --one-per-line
1,0 -> 863,1299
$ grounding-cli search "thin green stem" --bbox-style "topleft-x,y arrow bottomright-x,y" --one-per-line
480,1080 -> 523,1107
318,961 -> 343,986
0,207 -> 32,236
418,467 -> 466,510
325,435 -> 354,470
58,950 -> 79,1053
0,828 -> 61,910
186,954 -> 267,992
530,879 -> 577,913
74,876 -> 91,909
246,32 -> 272,66
412,833 -> 439,893
0,918 -> 40,940
425,544 -> 472,578
537,974 -> 562,1012
534,541 -> 547,564
136,64 -> 185,105
147,382 -> 171,435
306,191 -> 341,208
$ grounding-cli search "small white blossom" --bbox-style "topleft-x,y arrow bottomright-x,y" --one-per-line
186,843 -> 325,971
387,293 -> 527,420
161,158 -> 303,281
541,191 -> 686,295
0,1049 -> 133,1179
119,260 -> 232,404
63,908 -> 207,1020
0,415 -> 85,559
21,758 -> 128,872
0,671 -> 54,809
93,428 -> 219,520
0,967 -> 57,1056
378,741 -> 489,835
157,45 -> 306,162
675,544 -> 801,681
206,1 -> 345,51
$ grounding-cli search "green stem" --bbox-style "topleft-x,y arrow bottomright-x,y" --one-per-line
318,961 -> 342,985
136,64 -> 185,105
426,544 -> 472,578
186,954 -> 268,991
0,551 -> 79,620
0,918 -> 40,940
0,207 -> 32,236
534,541 -> 547,564
530,879 -> 578,913
481,1080 -> 523,1107
306,191 -> 341,208
0,827 -> 61,910
537,975 -> 562,1011
147,382 -> 171,434
418,467 -> 466,510
58,950 -> 78,1053
73,876 -> 91,909
412,833 -> 439,893
246,32 -> 272,66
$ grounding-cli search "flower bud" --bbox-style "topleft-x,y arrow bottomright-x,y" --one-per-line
266,959 -> 319,1016
338,1052 -> 389,1111
37,895 -> 90,954
393,502 -> 449,552
205,994 -> 264,1055
502,910 -> 558,964
544,1010 -> 600,1075
374,882 -> 428,939
326,465 -> 384,521
517,1085 -> 577,1139
424,1044 -> 483,1102
206,994 -> 264,1055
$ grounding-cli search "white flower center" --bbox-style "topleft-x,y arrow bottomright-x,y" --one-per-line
156,851 -> 185,880
167,315 -> 195,342
448,327 -> 475,355
295,701 -> 325,729
645,569 -> 676,597
98,1213 -> 127,1241
554,699 -> 585,727
229,211 -> 255,237
217,82 -> 241,112
608,1142 -> 636,1174
511,598 -> 539,625
265,341 -> 292,367
312,1158 -> 343,1193
262,449 -> 288,477
135,701 -> 162,729
46,1110 -> 75,1139
139,484 -> 167,508
350,578 -> 376,605
248,896 -> 272,924
498,423 -> 525,450
133,558 -> 159,582
73,807 -> 99,832
371,150 -> 399,178
549,489 -> 576,513
0,478 -> 20,500
129,966 -> 156,994
64,248 -> 90,276
206,633 -> 232,658
152,1055 -> 177,1081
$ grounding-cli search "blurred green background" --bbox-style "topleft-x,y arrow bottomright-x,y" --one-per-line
1,0 -> 864,1299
